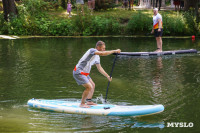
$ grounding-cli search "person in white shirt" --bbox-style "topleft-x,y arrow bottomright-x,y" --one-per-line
73,41 -> 121,108
151,8 -> 163,52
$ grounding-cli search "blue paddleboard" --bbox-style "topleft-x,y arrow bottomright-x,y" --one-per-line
27,99 -> 164,116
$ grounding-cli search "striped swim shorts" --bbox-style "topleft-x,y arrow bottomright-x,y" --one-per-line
73,70 -> 91,85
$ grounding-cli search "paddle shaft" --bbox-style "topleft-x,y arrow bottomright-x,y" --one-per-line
105,54 -> 118,103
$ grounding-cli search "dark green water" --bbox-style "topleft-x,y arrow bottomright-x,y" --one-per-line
0,37 -> 200,132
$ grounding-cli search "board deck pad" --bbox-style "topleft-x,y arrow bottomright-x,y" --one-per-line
114,49 -> 198,56
27,99 -> 164,116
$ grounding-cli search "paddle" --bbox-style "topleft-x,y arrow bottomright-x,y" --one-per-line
105,54 -> 118,103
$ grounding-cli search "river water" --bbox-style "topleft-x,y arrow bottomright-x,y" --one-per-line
0,37 -> 199,132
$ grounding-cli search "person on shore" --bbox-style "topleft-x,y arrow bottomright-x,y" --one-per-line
130,0 -> 134,10
180,0 -> 184,10
73,41 -> 121,108
67,1 -> 72,17
123,0 -> 128,9
88,0 -> 95,14
151,8 -> 163,52
76,0 -> 84,15
173,0 -> 180,11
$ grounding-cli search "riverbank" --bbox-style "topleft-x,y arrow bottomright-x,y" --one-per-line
0,1 -> 199,36
0,35 -> 197,40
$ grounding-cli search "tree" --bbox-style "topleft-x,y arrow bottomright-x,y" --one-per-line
155,0 -> 162,10
184,0 -> 190,10
184,0 -> 199,23
195,0 -> 199,23
95,0 -> 113,10
2,0 -> 18,21
61,0 -> 66,9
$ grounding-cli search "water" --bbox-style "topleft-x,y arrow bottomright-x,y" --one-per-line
0,37 -> 200,132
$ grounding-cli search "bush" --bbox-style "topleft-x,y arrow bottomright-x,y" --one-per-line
183,11 -> 199,35
48,19 -> 74,36
126,11 -> 152,35
6,17 -> 28,35
71,5 -> 120,36
163,12 -> 185,35
22,0 -> 49,16
163,11 -> 199,36
95,0 -> 116,10
92,16 -> 120,35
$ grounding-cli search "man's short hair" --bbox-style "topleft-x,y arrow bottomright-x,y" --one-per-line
153,8 -> 158,11
96,41 -> 105,48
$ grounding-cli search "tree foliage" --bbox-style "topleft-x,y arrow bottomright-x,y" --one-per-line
2,0 -> 18,21
95,0 -> 116,10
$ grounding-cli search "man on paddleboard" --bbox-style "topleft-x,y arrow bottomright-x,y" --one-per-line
151,8 -> 163,52
73,41 -> 121,108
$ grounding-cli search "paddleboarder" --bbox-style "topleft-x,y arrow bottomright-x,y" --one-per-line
73,41 -> 121,108
151,8 -> 163,52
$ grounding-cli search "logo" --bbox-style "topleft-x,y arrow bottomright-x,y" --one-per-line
167,122 -> 194,127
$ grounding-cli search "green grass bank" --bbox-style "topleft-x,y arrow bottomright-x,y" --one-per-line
0,0 -> 199,36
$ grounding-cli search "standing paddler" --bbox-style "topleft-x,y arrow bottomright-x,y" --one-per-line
73,41 -> 121,108
151,8 -> 163,52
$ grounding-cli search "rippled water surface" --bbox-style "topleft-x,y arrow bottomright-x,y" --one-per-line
0,37 -> 200,132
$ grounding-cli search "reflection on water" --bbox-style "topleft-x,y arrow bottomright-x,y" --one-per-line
153,57 -> 163,89
26,108 -> 165,132
152,57 -> 163,100
0,37 -> 200,132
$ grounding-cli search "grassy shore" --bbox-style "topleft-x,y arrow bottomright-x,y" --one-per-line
0,2 -> 199,36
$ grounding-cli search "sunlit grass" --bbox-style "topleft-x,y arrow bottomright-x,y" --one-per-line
48,7 -> 179,21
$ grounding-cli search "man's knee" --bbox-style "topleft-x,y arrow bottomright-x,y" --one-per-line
83,83 -> 93,91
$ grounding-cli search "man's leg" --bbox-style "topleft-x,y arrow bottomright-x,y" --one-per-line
88,1 -> 91,9
80,82 -> 93,108
86,78 -> 97,105
92,0 -> 95,10
156,37 -> 162,52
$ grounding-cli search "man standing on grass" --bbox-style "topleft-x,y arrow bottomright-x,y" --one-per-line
73,41 -> 121,108
151,8 -> 163,52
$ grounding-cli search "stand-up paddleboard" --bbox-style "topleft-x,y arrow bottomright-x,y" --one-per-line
27,99 -> 164,116
114,49 -> 198,56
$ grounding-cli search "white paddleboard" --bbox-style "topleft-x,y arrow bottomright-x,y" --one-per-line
27,99 -> 164,116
